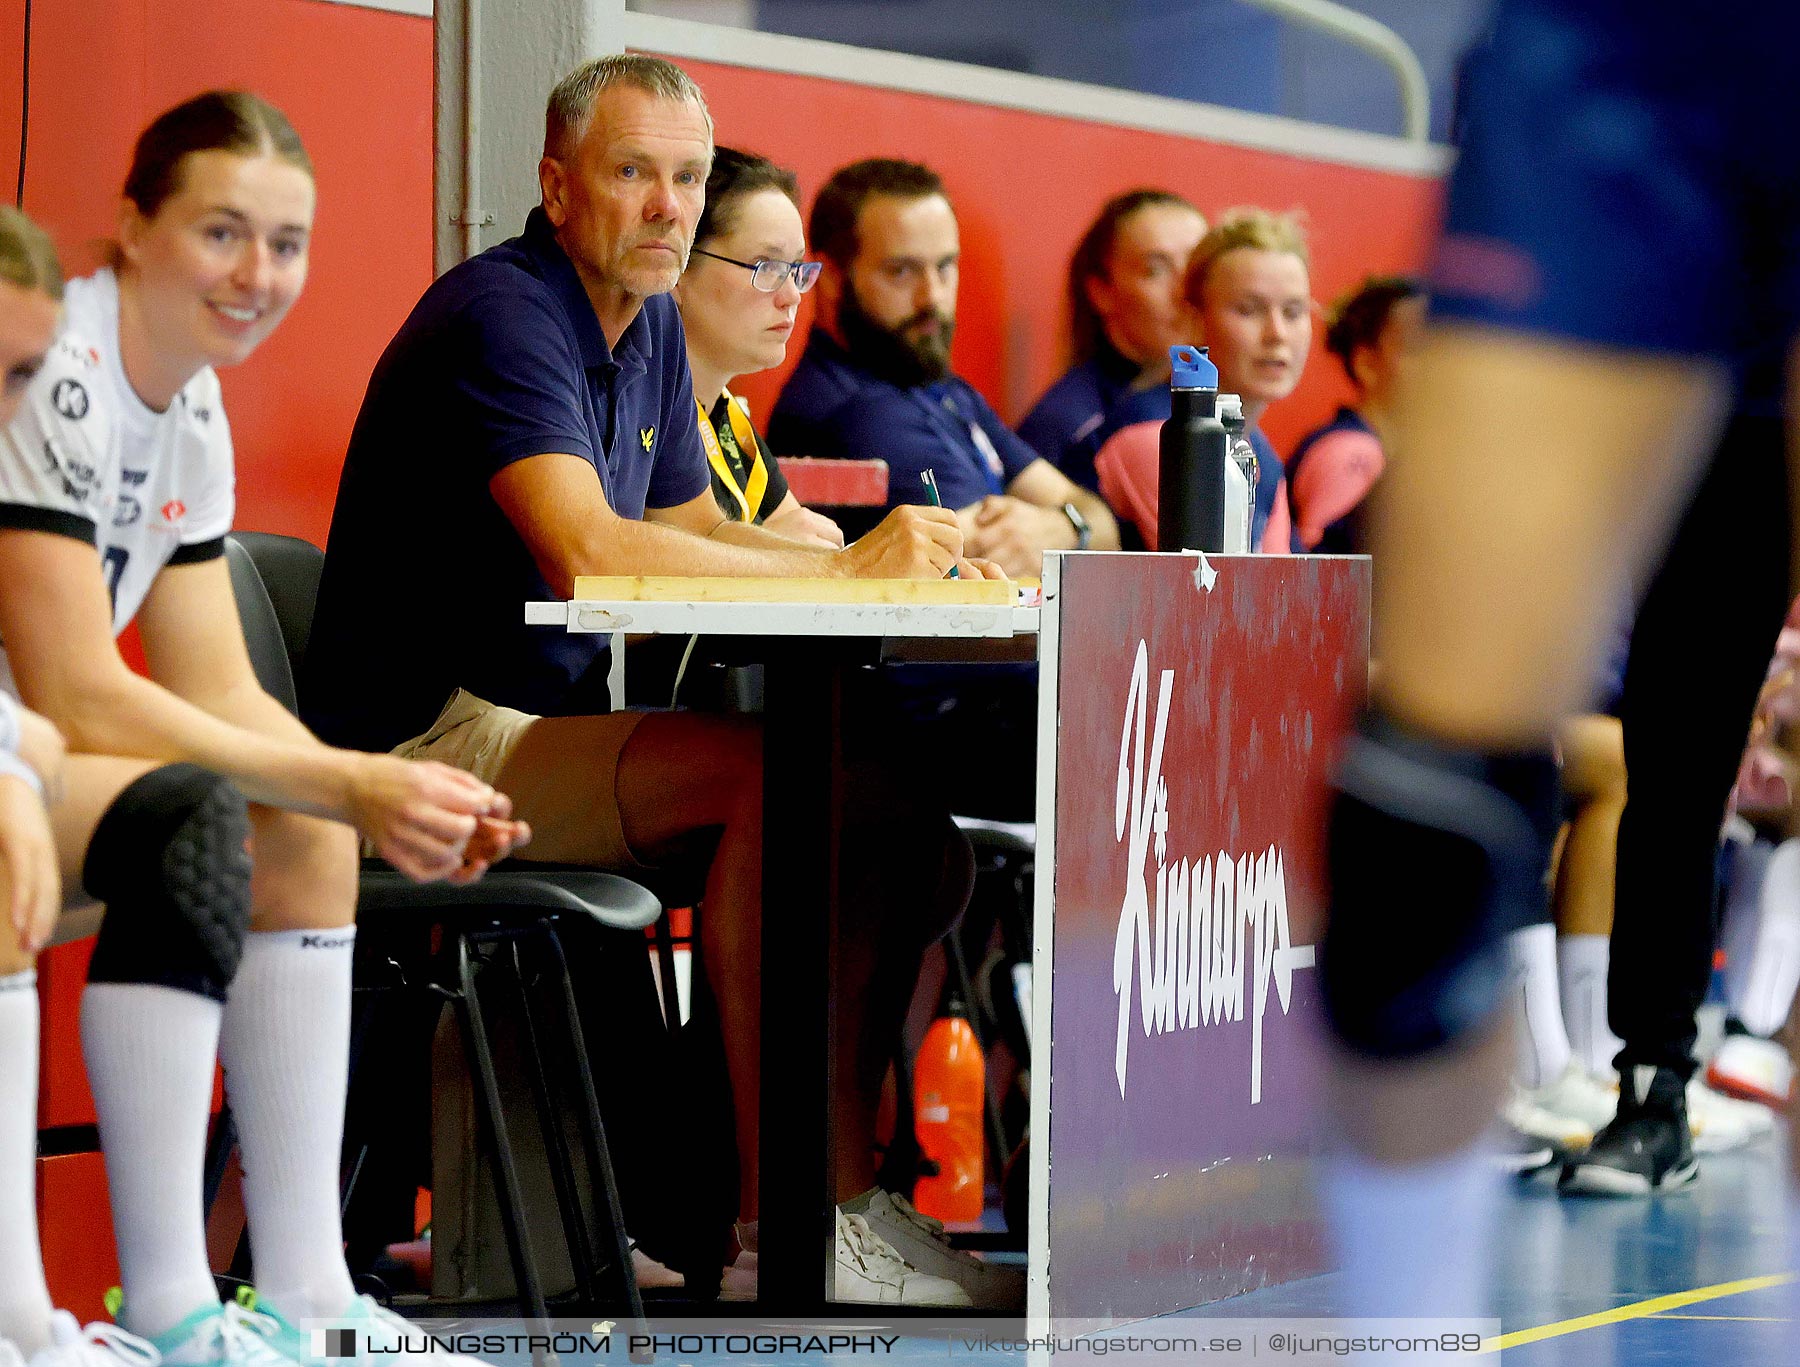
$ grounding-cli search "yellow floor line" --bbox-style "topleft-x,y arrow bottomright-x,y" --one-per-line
1482,1272 -> 1795,1353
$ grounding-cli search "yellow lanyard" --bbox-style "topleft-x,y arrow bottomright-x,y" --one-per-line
696,391 -> 770,523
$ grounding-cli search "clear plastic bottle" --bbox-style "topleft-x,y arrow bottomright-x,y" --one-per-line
913,993 -> 986,1222
1217,393 -> 1259,553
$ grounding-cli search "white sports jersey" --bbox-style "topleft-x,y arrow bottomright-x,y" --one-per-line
0,268 -> 235,695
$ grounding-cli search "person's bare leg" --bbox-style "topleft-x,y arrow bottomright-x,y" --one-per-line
606,713 -> 766,1220
1551,716 -> 1627,1074
1343,326 -> 1724,1159
1554,716 -> 1627,939
833,797 -> 973,1202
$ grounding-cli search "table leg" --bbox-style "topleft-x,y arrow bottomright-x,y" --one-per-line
758,645 -> 845,1310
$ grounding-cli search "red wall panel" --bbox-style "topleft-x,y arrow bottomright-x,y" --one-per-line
671,57 -> 1443,457
2,0 -> 434,549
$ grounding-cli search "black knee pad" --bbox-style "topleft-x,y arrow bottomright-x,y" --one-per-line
1319,713 -> 1559,1060
84,763 -> 253,1003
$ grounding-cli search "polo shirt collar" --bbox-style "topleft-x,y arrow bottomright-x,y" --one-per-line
520,208 -> 655,375
1093,336 -> 1139,385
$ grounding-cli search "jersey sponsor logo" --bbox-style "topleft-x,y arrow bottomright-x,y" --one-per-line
40,437 -> 99,501
160,499 -> 187,523
300,933 -> 354,951
50,378 -> 90,421
640,426 -> 655,453
1111,640 -> 1312,1104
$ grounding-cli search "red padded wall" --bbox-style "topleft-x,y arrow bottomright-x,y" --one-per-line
0,0 -> 434,548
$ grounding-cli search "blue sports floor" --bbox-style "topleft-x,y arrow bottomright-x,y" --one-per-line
1177,1127 -> 1796,1365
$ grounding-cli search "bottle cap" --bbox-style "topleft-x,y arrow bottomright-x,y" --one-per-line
1169,345 -> 1218,391
1217,392 -> 1246,432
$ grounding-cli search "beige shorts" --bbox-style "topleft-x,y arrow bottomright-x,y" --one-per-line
393,688 -> 651,872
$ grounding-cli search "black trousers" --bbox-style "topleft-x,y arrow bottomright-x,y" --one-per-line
1610,410 -> 1790,1077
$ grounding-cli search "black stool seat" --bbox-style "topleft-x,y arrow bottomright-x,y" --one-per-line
358,864 -> 663,930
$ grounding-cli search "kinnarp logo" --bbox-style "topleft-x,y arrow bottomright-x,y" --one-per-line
1112,640 -> 1314,1104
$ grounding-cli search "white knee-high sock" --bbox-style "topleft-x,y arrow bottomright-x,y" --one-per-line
1723,838 -> 1800,1037
1558,932 -> 1624,1077
0,971 -> 53,1356
217,928 -> 358,1318
1507,924 -> 1571,1088
80,983 -> 227,1336
1320,1144 -> 1499,1361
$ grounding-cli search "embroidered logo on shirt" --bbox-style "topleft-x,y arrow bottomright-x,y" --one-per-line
161,499 -> 187,522
51,379 -> 89,421
640,427 -> 655,453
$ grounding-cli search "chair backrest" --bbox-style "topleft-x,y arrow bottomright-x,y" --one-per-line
223,532 -> 324,716
231,531 -> 325,676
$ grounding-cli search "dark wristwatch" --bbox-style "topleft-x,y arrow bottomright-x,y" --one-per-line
1062,501 -> 1092,551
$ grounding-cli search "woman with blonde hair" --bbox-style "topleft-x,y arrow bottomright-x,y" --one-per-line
1091,208 -> 1306,551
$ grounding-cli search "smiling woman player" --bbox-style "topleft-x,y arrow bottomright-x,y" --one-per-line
0,93 -> 526,1366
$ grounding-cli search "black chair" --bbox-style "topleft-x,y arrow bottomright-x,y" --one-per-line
218,532 -> 655,1332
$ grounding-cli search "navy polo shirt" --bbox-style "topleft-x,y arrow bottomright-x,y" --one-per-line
1015,340 -> 1140,491
303,209 -> 709,753
767,331 -> 1037,511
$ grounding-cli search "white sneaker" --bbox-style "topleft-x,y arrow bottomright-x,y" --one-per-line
30,1313 -> 160,1367
1687,1076 -> 1777,1154
1530,1063 -> 1620,1132
1707,1033 -> 1795,1107
834,1210 -> 973,1306
841,1189 -> 1024,1309
1501,1082 -> 1596,1153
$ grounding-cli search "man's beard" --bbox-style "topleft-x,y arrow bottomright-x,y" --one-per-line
839,280 -> 956,388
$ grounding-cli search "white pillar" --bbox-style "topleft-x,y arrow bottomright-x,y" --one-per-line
434,0 -> 629,274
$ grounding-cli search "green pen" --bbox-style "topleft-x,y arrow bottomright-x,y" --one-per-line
920,469 -> 959,578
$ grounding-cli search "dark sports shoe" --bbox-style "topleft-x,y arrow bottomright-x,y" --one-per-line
1558,1065 -> 1698,1197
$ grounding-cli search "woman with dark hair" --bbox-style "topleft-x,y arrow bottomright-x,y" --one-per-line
1015,189 -> 1204,488
667,146 -> 1018,1310
0,93 -> 525,1366
672,147 -> 842,546
1286,274 -> 1424,553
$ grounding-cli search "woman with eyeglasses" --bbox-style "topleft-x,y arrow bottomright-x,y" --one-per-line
673,148 -> 844,548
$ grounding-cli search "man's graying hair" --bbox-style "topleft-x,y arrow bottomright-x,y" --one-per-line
544,54 -> 714,161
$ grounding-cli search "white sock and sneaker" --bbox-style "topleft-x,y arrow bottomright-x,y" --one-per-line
1,971 -> 162,1367
1500,926 -> 1615,1159
206,929 -> 481,1367
1709,836 -> 1800,1107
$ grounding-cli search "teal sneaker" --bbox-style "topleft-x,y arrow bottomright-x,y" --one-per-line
145,1302 -> 287,1367
242,1297 -> 487,1367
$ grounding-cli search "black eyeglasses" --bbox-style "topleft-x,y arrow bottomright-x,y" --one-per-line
691,248 -> 823,294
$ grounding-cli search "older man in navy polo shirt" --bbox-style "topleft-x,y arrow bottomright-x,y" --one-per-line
304,55 -> 997,1306
768,159 -> 1120,578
